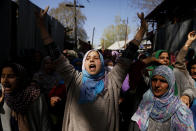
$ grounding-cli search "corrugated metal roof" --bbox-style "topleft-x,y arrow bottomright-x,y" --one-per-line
107,40 -> 131,50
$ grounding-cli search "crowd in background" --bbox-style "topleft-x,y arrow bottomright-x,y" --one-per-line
0,9 -> 196,131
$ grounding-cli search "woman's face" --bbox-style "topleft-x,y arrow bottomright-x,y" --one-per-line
191,64 -> 196,80
107,61 -> 114,67
44,59 -> 54,73
1,67 -> 17,93
159,52 -> 170,66
151,75 -> 169,97
84,51 -> 102,75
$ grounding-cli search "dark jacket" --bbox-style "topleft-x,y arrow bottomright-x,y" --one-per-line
0,94 -> 51,131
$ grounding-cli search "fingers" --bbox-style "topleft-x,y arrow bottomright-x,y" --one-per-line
35,6 -> 49,27
43,6 -> 49,14
188,31 -> 196,42
184,101 -> 190,107
180,95 -> 190,107
51,96 -> 61,103
190,31 -> 196,38
188,31 -> 195,37
189,31 -> 196,35
41,6 -> 49,16
137,12 -> 144,20
50,97 -> 61,107
190,31 -> 196,34
56,97 -> 62,102
39,6 -> 49,17
137,12 -> 148,31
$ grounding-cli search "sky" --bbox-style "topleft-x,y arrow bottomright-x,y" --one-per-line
30,0 -> 143,48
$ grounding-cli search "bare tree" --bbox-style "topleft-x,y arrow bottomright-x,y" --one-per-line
101,16 -> 130,49
49,1 -> 87,40
128,0 -> 163,14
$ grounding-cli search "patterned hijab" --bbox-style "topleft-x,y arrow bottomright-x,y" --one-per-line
3,63 -> 40,113
79,50 -> 105,104
132,65 -> 194,130
147,50 -> 178,96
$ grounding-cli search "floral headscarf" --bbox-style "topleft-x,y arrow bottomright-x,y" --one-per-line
147,50 -> 178,96
132,65 -> 194,131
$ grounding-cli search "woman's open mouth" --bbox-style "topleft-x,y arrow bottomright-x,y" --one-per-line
153,87 -> 162,93
89,64 -> 96,72
191,74 -> 196,79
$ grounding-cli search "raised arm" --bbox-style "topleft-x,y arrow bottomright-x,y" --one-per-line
175,31 -> 196,71
35,6 -> 53,45
122,12 -> 148,59
174,31 -> 196,107
110,12 -> 148,86
35,7 -> 81,88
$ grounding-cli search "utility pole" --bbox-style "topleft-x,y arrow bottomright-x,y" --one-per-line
92,27 -> 95,48
124,17 -> 128,49
74,0 -> 77,48
66,1 -> 84,48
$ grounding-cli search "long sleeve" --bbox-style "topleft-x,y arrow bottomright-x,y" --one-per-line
121,42 -> 139,60
174,47 -> 196,102
174,47 -> 188,71
53,55 -> 81,88
45,42 -> 81,88
109,42 -> 139,89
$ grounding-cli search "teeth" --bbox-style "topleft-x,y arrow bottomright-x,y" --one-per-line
89,64 -> 96,68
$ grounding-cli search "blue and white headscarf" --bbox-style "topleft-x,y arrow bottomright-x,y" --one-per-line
79,50 -> 105,104
132,65 -> 194,131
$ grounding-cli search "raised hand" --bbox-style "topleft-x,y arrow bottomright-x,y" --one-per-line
180,95 -> 190,107
137,12 -> 144,19
184,31 -> 196,48
132,12 -> 148,46
35,6 -> 53,45
50,96 -> 62,107
137,12 -> 148,31
35,6 -> 49,27
188,31 -> 196,42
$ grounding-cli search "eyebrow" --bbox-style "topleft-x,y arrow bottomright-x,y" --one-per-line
86,55 -> 99,58
151,77 -> 167,82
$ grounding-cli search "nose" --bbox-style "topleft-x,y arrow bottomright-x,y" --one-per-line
163,58 -> 168,61
155,80 -> 161,88
90,58 -> 94,62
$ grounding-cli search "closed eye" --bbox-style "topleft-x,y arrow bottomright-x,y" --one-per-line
160,79 -> 167,83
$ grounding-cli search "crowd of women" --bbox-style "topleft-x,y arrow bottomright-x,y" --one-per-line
0,7 -> 196,131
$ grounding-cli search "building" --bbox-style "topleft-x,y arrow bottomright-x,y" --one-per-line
145,0 -> 196,53
0,0 -> 65,64
107,40 -> 131,50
